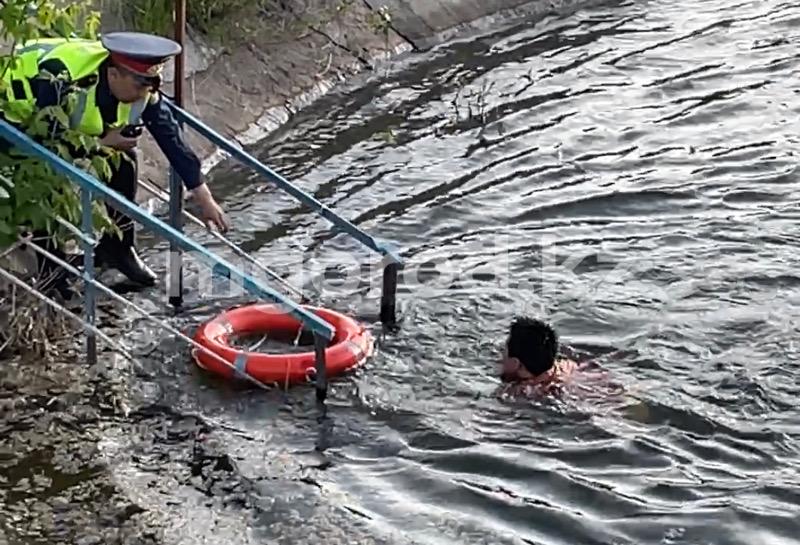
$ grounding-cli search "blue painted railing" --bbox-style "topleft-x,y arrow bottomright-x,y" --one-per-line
0,96 -> 404,399
0,119 -> 337,342
164,100 -> 403,325
165,99 -> 404,266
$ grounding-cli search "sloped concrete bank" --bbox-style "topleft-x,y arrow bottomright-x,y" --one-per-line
115,0 -> 410,192
364,0 -> 604,49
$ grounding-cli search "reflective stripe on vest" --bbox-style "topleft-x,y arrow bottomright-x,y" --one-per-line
1,47 -> 48,105
15,38 -> 79,56
4,39 -> 91,104
68,92 -> 147,131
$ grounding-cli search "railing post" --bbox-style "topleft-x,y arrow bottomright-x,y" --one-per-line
168,168 -> 183,307
81,187 -> 97,366
380,260 -> 399,326
168,0 -> 187,308
314,333 -> 327,402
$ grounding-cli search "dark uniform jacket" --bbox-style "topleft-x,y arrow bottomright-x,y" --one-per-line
29,57 -> 202,190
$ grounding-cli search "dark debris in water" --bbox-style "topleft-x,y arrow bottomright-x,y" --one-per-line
0,350 -> 309,544
0,322 -> 357,543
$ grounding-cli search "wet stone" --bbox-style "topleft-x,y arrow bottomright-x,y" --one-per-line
12,478 -> 31,493
51,496 -> 71,511
31,472 -> 52,490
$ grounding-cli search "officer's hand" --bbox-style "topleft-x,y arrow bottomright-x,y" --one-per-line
192,184 -> 229,233
200,198 -> 229,233
99,128 -> 139,151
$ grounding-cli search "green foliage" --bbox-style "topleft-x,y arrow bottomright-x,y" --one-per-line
187,0 -> 249,35
125,0 -> 386,48
0,0 -> 101,43
0,0 -> 118,251
129,0 -> 173,36
126,0 -> 247,39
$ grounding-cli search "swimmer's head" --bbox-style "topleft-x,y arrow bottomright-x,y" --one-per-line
499,316 -> 558,381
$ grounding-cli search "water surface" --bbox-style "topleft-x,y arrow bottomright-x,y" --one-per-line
155,0 -> 800,542
8,0 -> 800,543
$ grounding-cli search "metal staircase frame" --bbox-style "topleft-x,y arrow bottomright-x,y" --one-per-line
0,99 -> 403,400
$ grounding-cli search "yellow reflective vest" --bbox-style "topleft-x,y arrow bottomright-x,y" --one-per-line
1,37 -> 149,136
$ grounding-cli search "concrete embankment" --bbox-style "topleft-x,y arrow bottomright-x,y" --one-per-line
363,0 -> 598,50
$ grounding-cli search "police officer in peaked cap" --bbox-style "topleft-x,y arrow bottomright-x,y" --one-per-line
3,31 -> 229,290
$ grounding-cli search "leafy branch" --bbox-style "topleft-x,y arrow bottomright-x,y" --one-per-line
0,0 -> 118,251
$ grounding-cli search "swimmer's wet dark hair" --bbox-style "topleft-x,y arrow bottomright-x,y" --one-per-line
507,316 -> 558,375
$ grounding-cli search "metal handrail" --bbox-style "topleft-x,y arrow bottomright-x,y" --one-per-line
25,239 -> 274,390
137,177 -> 308,302
0,260 -> 136,362
0,93 -> 407,400
164,99 -> 404,266
164,99 -> 402,326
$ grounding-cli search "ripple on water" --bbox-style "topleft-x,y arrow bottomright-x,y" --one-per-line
111,0 -> 800,543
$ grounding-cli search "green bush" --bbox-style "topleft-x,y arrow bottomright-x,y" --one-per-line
0,0 -> 119,249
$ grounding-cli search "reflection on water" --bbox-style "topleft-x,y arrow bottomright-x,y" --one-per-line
145,0 -> 800,543
6,0 -> 800,543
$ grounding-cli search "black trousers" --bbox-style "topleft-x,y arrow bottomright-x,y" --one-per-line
0,117 -> 140,293
32,148 -> 139,293
99,148 -> 138,252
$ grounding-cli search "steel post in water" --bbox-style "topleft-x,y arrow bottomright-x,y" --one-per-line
168,0 -> 187,308
81,187 -> 97,365
380,261 -> 399,326
314,333 -> 328,402
168,168 -> 184,307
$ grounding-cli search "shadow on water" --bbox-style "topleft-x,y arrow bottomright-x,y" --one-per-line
6,0 -> 800,543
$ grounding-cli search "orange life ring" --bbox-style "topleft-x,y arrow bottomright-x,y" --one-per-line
191,303 -> 373,385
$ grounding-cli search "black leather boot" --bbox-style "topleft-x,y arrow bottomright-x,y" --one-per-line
95,147 -> 157,287
96,242 -> 157,287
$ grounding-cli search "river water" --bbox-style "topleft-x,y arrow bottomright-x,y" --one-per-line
5,0 -> 800,543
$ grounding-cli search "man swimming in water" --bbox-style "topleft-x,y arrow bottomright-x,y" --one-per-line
498,316 -> 578,397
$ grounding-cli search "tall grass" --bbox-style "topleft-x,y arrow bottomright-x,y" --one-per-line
123,0 -> 253,40
130,0 -> 174,35
112,0 -> 383,48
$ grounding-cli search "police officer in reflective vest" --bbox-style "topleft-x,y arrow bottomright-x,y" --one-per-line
2,31 -> 229,287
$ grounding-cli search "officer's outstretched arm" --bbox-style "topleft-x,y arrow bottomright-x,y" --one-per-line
142,94 -> 228,232
141,93 -> 202,191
